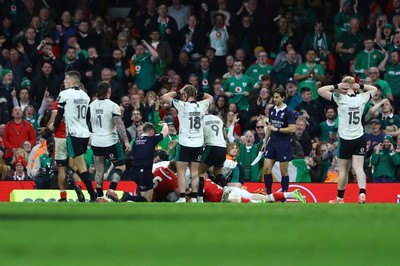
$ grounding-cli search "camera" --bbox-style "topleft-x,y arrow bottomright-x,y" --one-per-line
294,111 -> 303,117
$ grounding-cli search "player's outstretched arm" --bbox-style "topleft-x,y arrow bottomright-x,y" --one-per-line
159,121 -> 169,137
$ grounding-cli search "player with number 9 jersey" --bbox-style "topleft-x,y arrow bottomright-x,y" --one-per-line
198,114 -> 227,197
203,114 -> 226,147
57,88 -> 90,138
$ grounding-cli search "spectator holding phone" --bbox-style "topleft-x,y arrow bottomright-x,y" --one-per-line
370,135 -> 400,182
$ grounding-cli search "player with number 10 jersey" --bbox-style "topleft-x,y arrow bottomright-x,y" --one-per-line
58,88 -> 90,138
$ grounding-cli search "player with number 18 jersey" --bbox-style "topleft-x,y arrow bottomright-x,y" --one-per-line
172,99 -> 210,147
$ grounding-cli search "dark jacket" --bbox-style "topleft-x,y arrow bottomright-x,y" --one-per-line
30,72 -> 61,111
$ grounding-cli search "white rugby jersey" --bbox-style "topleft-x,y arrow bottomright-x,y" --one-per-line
172,99 -> 210,147
203,114 -> 226,147
58,88 -> 90,138
90,99 -> 120,147
333,91 -> 371,140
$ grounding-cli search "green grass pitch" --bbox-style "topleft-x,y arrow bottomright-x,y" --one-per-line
0,203 -> 399,266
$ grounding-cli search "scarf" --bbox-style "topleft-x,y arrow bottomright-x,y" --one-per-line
313,32 -> 328,52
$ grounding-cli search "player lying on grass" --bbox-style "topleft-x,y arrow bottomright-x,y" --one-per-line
198,174 -> 306,203
120,163 -> 306,203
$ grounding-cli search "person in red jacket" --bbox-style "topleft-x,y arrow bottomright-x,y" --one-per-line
2,106 -> 36,162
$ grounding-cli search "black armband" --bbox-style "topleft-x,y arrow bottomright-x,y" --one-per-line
333,84 -> 339,91
359,84 -> 364,90
175,91 -> 181,99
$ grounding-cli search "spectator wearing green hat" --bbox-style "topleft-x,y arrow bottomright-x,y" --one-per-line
375,23 -> 394,49
1,69 -> 13,90
0,69 -> 14,117
370,135 -> 400,182
21,79 -> 31,89
0,45 -> 32,91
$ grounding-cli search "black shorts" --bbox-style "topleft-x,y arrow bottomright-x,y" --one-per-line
265,139 -> 292,162
174,144 -> 203,163
66,136 -> 88,158
338,135 -> 367,159
130,167 -> 153,192
92,142 -> 126,166
201,146 -> 226,167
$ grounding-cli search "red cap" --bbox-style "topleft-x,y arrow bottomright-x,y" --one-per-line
14,156 -> 27,168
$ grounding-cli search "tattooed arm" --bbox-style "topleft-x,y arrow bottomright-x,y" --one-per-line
113,115 -> 131,153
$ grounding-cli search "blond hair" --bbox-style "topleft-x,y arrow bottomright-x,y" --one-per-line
10,148 -> 28,165
0,158 -> 11,180
341,76 -> 355,84
183,85 -> 197,98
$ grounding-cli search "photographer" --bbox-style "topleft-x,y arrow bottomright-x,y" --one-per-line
370,135 -> 400,182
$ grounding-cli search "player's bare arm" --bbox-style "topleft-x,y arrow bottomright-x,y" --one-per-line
203,92 -> 214,104
161,91 -> 178,104
159,121 -> 169,137
352,83 -> 377,97
113,115 -> 131,153
318,83 -> 350,100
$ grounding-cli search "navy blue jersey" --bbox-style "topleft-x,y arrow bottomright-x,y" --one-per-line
268,105 -> 295,142
130,134 -> 164,167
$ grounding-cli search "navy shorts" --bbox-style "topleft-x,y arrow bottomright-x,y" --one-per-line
338,135 -> 366,160
130,167 -> 153,192
201,146 -> 226,167
264,140 -> 292,162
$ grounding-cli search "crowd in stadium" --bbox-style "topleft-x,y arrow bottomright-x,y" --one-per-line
1,0 -> 400,202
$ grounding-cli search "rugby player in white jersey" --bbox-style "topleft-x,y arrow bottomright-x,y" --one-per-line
89,81 -> 131,202
197,114 -> 227,203
49,71 -> 97,202
161,85 -> 213,203
45,84 -> 84,202
318,76 -> 377,204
